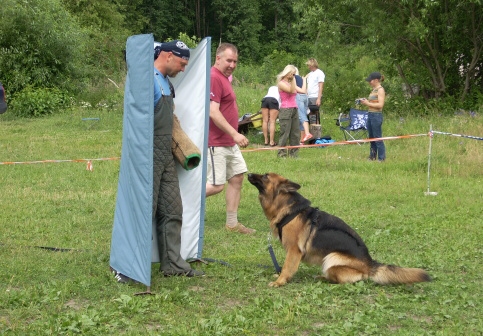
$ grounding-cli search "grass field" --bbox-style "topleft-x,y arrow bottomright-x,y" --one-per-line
1,106 -> 482,335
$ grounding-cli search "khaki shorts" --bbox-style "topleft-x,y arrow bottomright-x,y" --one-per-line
207,145 -> 247,185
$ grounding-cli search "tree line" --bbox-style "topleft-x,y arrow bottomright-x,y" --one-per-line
0,0 -> 482,115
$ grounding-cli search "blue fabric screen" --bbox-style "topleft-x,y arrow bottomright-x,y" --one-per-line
110,34 -> 154,286
110,35 -> 211,286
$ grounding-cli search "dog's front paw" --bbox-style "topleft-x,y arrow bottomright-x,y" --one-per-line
268,278 -> 286,287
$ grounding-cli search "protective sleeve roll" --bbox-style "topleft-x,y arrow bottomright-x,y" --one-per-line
172,114 -> 201,170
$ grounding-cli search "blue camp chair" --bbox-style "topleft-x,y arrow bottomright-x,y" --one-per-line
336,108 -> 368,143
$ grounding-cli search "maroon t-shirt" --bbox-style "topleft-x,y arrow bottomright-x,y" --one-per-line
209,66 -> 239,147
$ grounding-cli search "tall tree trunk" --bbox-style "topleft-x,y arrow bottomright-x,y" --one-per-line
396,63 -> 416,98
460,6 -> 483,102
274,0 -> 278,30
195,0 -> 201,37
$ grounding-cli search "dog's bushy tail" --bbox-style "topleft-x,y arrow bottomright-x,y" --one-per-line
370,262 -> 431,285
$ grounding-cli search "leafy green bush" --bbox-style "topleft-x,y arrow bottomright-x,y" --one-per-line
10,87 -> 72,118
177,33 -> 201,49
235,50 -> 314,87
0,0 -> 88,96
76,81 -> 124,110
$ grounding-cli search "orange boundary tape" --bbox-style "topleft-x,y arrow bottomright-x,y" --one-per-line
0,133 -> 429,165
241,133 -> 429,153
0,157 -> 120,165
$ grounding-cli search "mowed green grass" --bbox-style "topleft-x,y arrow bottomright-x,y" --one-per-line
0,107 -> 482,335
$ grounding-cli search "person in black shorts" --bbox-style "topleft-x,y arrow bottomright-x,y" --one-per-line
260,86 -> 280,146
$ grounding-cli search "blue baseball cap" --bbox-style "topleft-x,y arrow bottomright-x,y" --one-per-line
154,40 -> 190,60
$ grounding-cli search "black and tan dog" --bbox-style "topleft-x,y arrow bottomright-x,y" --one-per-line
247,172 -> 431,287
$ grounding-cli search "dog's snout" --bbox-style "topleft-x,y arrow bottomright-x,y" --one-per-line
247,173 -> 258,181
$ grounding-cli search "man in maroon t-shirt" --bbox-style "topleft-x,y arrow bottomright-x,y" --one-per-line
205,43 -> 255,234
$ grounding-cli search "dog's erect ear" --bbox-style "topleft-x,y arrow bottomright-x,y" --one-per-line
280,179 -> 301,193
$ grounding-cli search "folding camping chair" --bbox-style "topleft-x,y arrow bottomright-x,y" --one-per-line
308,101 -> 320,125
238,111 -> 262,134
336,108 -> 368,143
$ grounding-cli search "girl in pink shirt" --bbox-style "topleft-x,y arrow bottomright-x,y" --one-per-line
277,65 -> 304,158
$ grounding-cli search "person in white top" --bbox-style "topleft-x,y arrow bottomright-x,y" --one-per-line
306,58 -> 325,112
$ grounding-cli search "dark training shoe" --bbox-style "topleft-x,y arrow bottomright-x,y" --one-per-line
111,267 -> 138,284
114,272 -> 132,283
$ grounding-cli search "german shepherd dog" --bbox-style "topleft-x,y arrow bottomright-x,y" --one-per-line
247,173 -> 431,287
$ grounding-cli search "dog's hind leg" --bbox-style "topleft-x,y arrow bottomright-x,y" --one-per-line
269,247 -> 302,287
324,265 -> 368,284
322,252 -> 370,284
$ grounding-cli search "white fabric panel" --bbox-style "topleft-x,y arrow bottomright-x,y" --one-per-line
151,37 -> 211,262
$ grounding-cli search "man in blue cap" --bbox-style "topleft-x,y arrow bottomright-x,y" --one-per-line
152,40 -> 205,277
113,40 -> 204,282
